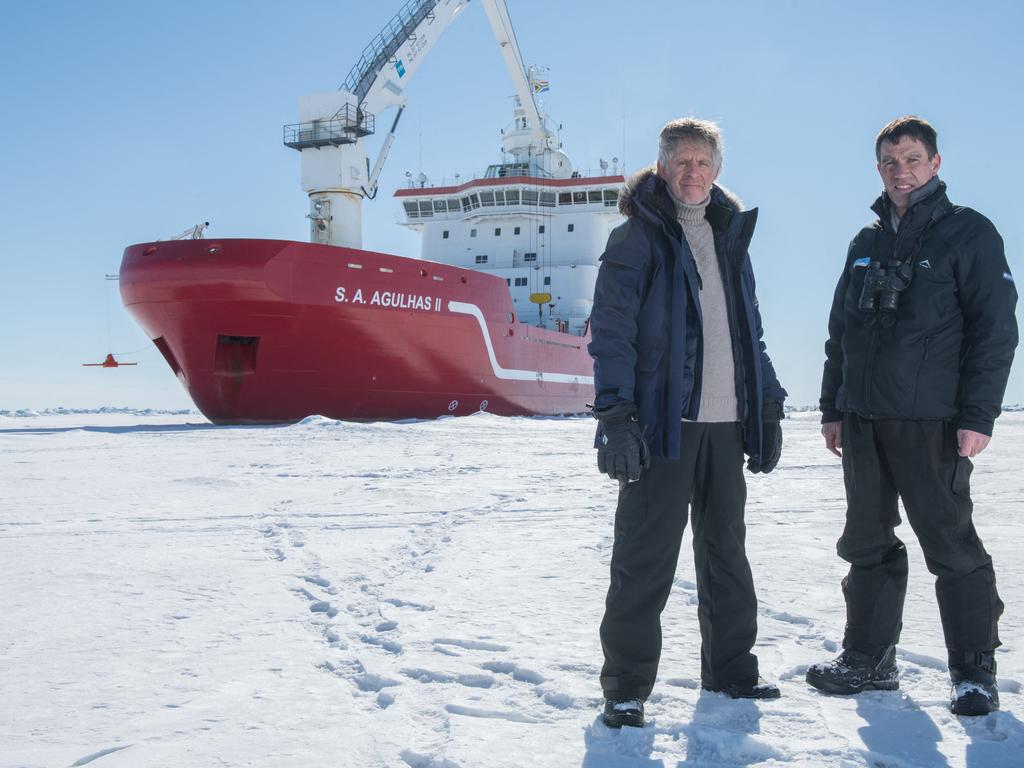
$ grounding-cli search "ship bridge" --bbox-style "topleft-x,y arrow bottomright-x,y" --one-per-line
394,172 -> 625,336
395,173 -> 624,223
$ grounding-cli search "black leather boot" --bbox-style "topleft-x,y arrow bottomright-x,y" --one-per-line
806,646 -> 899,694
602,698 -> 644,728
950,651 -> 999,716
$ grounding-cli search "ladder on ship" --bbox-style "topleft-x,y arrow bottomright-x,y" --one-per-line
341,0 -> 441,105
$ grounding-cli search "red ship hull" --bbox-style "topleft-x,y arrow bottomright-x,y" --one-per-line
119,239 -> 595,423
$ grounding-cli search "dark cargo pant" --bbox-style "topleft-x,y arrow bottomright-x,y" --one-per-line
838,414 -> 1002,657
599,421 -> 759,701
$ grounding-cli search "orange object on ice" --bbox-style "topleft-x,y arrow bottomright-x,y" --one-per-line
82,353 -> 137,368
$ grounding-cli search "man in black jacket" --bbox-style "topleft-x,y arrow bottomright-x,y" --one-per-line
808,116 -> 1018,716
589,118 -> 786,729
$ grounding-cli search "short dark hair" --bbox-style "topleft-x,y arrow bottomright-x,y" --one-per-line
875,116 -> 938,161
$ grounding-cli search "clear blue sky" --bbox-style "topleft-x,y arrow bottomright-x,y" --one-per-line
1,0 -> 1022,410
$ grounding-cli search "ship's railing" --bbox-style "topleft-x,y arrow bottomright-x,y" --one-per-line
283,104 -> 376,150
403,167 -> 624,189
341,0 -> 440,104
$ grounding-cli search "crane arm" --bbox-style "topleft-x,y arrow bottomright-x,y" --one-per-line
478,0 -> 552,150
355,0 -> 471,117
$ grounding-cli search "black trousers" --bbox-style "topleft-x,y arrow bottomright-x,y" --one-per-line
600,421 -> 759,700
838,414 -> 1003,657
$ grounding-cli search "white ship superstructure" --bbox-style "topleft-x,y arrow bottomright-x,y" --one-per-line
396,164 -> 624,335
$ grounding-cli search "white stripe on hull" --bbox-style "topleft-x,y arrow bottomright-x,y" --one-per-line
448,301 -> 595,386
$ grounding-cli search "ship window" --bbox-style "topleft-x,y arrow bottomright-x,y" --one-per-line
589,190 -> 603,203
539,225 -> 545,234
493,191 -> 506,205
479,191 -> 495,207
470,228 -> 477,238
539,192 -> 555,207
506,278 -> 511,285
494,227 -> 501,236
573,191 -> 587,204
544,276 -> 551,286
568,223 -> 575,232
558,192 -> 572,205
469,193 -> 480,209
514,226 -> 521,235
523,252 -> 537,262
515,277 -> 528,287
403,201 -> 419,218
461,196 -> 471,210
522,189 -> 539,206
433,200 -> 446,212
475,254 -> 488,264
505,190 -> 520,204
418,201 -> 433,217
604,190 -> 619,206
447,198 -> 461,211
442,230 -> 449,239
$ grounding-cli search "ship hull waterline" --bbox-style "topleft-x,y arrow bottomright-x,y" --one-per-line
119,238 -> 596,424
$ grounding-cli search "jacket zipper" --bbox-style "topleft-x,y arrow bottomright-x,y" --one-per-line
863,222 -> 904,415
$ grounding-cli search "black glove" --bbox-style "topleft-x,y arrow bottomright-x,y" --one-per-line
595,403 -> 651,484
748,400 -> 783,474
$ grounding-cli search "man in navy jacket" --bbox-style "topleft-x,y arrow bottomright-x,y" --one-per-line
589,118 -> 786,729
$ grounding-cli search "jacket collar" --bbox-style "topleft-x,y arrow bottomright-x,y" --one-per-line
871,178 -> 952,236
619,165 -> 746,232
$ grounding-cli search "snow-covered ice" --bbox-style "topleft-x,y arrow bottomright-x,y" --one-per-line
1,410 -> 1022,767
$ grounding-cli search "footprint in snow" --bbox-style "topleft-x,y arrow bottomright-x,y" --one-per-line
433,637 -> 509,652
301,574 -> 336,594
309,601 -> 338,619
361,633 -> 403,654
401,668 -> 494,688
762,608 -> 813,626
480,660 -> 545,685
292,586 -> 339,619
400,749 -> 462,768
260,523 -> 287,561
444,703 -> 539,723
381,597 -> 434,612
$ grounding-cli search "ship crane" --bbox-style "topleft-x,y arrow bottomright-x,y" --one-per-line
283,0 -> 567,250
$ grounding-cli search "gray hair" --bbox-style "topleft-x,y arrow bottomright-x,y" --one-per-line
658,118 -> 724,171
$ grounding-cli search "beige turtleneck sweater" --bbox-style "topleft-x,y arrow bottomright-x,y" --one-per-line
675,195 -> 739,423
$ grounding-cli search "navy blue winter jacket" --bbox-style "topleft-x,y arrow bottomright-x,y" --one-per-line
588,168 -> 786,461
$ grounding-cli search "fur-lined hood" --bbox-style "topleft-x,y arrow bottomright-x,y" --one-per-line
618,165 -> 744,220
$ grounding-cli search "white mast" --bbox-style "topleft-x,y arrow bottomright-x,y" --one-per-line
478,1 -> 570,178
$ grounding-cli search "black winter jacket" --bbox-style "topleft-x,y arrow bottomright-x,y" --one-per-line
820,181 -> 1018,435
589,168 -> 786,461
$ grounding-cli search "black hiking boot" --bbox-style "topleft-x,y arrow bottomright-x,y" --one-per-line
703,675 -> 781,699
950,651 -> 999,716
602,698 -> 644,728
806,645 -> 898,694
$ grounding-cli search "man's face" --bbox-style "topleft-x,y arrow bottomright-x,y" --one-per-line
658,140 -> 720,205
877,136 -> 941,214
